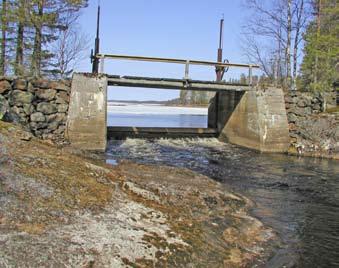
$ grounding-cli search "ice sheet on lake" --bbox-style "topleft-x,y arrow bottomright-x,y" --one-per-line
107,104 -> 208,115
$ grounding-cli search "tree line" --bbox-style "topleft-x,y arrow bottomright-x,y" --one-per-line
0,0 -> 88,78
242,0 -> 337,91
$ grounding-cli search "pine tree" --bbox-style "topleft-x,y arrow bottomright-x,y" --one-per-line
301,0 -> 339,91
26,0 -> 88,76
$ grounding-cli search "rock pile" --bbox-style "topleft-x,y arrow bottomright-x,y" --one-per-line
0,77 -> 70,141
285,90 -> 339,158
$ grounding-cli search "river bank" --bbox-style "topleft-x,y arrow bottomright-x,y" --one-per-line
106,137 -> 339,267
0,121 -> 275,267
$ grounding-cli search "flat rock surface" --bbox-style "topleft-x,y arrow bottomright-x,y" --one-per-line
0,121 -> 275,267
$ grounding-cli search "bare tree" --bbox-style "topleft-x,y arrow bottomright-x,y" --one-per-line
49,15 -> 90,79
241,0 -> 310,89
292,0 -> 308,89
286,0 -> 292,85
1,0 -> 8,75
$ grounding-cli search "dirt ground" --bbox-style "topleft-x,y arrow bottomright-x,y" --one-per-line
0,121 -> 276,267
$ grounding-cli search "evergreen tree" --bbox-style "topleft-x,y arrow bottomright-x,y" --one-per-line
1,0 -> 88,76
301,0 -> 338,91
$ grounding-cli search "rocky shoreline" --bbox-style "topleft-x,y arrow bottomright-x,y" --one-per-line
0,121 -> 276,267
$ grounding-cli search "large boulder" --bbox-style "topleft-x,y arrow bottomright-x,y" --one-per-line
30,112 -> 46,122
37,102 -> 57,115
46,113 -> 66,123
54,82 -> 70,92
36,88 -> 57,101
23,104 -> 35,115
55,91 -> 69,104
9,90 -> 34,106
12,79 -> 27,91
57,104 -> 68,113
0,95 -> 9,120
0,80 -> 11,94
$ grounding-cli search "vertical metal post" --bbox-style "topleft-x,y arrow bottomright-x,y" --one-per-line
215,16 -> 224,130
92,2 -> 101,74
216,17 -> 224,82
99,57 -> 105,74
184,60 -> 190,80
248,65 -> 253,86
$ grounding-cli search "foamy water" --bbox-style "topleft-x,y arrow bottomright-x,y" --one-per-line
106,138 -> 339,267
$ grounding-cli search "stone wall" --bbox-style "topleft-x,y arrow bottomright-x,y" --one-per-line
0,77 -> 71,141
284,90 -> 339,158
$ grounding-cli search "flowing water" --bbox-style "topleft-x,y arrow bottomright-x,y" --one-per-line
106,105 -> 339,267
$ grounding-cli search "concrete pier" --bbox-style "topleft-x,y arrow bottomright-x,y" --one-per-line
214,87 -> 290,153
66,73 -> 107,151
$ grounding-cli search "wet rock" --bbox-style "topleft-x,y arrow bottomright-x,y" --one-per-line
37,102 -> 57,115
35,88 -> 56,101
31,112 -> 46,122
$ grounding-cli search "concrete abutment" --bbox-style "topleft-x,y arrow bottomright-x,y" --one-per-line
66,73 -> 107,151
209,87 -> 290,153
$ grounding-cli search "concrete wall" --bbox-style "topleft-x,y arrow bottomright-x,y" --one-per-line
210,87 -> 290,153
66,73 -> 107,152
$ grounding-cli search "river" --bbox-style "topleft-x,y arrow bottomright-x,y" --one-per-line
106,104 -> 339,267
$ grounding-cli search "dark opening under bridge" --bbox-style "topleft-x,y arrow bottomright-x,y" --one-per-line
65,53 -> 291,153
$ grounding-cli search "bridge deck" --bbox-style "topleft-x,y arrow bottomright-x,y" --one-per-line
107,127 -> 218,139
107,75 -> 251,92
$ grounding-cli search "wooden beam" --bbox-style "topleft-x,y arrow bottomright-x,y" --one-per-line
97,54 -> 260,69
107,75 -> 251,92
107,127 -> 218,139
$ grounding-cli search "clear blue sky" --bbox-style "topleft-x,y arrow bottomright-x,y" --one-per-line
77,0 -> 252,100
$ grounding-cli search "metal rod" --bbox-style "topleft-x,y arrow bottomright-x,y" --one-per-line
219,18 -> 224,51
215,17 -> 225,130
249,65 -> 253,86
184,60 -> 190,80
99,58 -> 105,73
92,2 -> 101,73
96,54 -> 259,69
